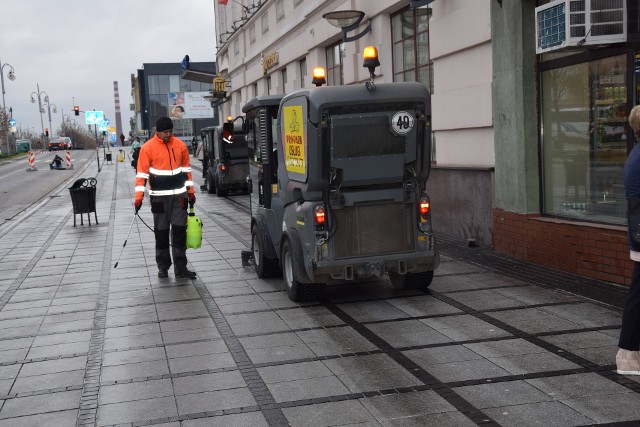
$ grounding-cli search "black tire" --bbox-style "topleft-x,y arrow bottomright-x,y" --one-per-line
215,178 -> 228,197
206,172 -> 215,194
252,226 -> 281,278
282,238 -> 325,302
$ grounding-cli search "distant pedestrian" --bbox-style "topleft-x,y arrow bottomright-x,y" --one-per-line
617,105 -> 640,375
134,117 -> 197,279
120,134 -> 125,146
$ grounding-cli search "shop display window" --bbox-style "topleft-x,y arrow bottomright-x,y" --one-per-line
542,54 -> 628,225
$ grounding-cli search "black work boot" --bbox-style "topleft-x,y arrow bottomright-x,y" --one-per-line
175,269 -> 197,279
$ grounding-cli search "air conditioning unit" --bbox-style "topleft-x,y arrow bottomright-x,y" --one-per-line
535,0 -> 626,54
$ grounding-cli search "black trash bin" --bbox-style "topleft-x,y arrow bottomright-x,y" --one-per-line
69,178 -> 98,227
105,152 -> 112,163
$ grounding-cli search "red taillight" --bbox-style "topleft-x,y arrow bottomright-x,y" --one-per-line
419,196 -> 430,216
220,164 -> 227,171
315,205 -> 326,225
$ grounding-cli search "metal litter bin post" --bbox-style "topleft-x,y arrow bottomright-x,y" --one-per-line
69,178 -> 98,227
105,151 -> 112,164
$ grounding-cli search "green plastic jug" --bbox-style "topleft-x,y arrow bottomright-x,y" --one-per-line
186,207 -> 202,249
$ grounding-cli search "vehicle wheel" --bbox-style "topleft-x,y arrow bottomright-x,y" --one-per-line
215,179 -> 228,197
282,238 -> 325,302
252,226 -> 281,278
206,173 -> 215,194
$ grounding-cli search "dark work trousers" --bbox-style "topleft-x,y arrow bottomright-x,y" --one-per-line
619,261 -> 640,350
151,194 -> 188,274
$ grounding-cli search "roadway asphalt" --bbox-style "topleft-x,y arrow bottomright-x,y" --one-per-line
0,148 -> 638,426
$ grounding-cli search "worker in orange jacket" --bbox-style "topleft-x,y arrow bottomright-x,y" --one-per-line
134,116 -> 197,279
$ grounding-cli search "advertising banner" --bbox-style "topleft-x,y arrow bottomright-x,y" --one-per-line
168,92 -> 213,119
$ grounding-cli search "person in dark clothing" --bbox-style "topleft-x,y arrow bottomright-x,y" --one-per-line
50,155 -> 63,169
617,105 -> 640,375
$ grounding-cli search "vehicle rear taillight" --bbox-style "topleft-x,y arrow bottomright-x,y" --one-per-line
419,195 -> 430,216
220,164 -> 227,172
315,205 -> 326,225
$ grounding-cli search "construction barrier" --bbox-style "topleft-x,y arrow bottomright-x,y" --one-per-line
26,151 -> 38,172
66,151 -> 73,170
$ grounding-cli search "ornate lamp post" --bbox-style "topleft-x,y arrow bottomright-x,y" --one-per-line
30,84 -> 50,148
46,102 -> 58,141
1,58 -> 16,154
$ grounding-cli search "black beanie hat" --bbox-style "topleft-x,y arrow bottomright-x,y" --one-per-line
156,116 -> 174,132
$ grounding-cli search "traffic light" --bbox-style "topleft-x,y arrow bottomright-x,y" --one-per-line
102,131 -> 107,136
74,106 -> 80,116
45,128 -> 49,137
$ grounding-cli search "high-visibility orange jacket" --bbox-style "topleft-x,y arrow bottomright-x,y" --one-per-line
134,135 -> 194,202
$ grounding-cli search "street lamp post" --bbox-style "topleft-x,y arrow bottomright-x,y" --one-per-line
30,84 -> 49,149
46,102 -> 58,141
1,58 -> 16,155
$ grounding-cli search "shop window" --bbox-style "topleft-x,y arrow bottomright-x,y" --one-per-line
541,54 -> 628,225
299,58 -> 307,88
391,6 -> 432,91
249,24 -> 256,45
326,42 -> 344,86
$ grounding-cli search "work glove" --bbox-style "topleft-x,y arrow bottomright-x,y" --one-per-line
134,198 -> 143,213
188,193 -> 196,208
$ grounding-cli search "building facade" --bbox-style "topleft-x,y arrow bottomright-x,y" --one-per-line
214,0 -> 640,286
131,62 -> 218,144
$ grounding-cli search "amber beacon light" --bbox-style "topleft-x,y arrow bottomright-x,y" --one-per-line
312,67 -> 326,87
363,46 -> 380,92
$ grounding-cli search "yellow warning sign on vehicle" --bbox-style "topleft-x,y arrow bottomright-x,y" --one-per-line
283,105 -> 305,175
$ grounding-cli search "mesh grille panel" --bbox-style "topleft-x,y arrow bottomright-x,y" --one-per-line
332,203 -> 415,259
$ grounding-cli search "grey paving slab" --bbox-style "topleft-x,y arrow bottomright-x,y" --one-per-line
31,330 -> 91,347
0,348 -> 28,364
421,358 -> 511,383
98,378 -> 174,405
403,344 -> 484,366
168,351 -> 236,373
18,356 -> 87,377
281,399 -> 378,427
0,389 -> 81,419
104,322 -> 161,339
488,352 -> 581,375
373,411 -> 477,426
172,370 -> 246,395
539,303 -> 622,328
464,338 -> 548,358
11,369 -> 85,394
336,300 -> 411,322
162,327 -> 222,344
103,332 -> 164,351
483,401 -> 594,427
421,314 -> 512,341
487,307 -> 583,334
96,395 -> 178,426
385,294 -> 462,317
176,387 -> 256,414
159,317 -> 216,332
323,354 -> 423,393
561,393 -> 640,423
276,306 -> 344,329
359,390 -> 456,421
226,311 -> 291,336
268,375 -> 351,402
365,319 -> 453,348
296,327 -> 378,356
0,409 -> 78,427
526,372 -> 632,399
540,330 -> 619,350
453,380 -> 553,409
165,339 -> 228,358
100,359 -> 170,383
26,340 -> 89,359
102,347 -> 166,366
492,285 -> 579,305
182,412 -> 269,427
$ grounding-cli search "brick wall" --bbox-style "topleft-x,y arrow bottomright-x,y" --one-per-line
493,209 -> 632,286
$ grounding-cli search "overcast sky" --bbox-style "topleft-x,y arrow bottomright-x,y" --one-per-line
1,0 -> 216,138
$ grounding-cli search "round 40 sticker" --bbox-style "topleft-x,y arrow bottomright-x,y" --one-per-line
391,111 -> 414,135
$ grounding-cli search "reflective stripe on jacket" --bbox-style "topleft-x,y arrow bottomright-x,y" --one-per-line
135,135 -> 194,199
